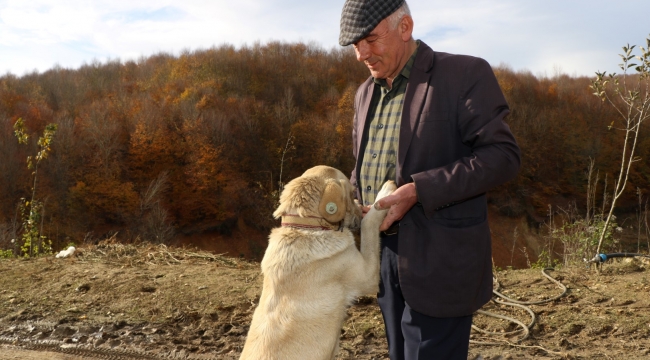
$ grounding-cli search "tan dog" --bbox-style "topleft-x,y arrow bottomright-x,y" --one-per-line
239,165 -> 396,360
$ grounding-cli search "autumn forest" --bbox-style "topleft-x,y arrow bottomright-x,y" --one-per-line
1,42 -> 649,262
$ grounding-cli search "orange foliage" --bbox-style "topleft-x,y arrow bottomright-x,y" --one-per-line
68,175 -> 139,227
0,44 -> 647,246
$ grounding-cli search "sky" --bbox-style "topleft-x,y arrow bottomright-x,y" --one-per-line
1,0 -> 649,78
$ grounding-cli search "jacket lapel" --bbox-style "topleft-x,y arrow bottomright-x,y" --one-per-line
397,45 -> 434,186
356,80 -> 374,155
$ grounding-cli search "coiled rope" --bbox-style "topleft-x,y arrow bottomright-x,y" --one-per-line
471,267 -> 567,346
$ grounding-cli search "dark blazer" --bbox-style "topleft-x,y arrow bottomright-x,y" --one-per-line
350,41 -> 521,317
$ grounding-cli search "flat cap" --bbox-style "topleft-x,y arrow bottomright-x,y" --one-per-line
339,0 -> 405,46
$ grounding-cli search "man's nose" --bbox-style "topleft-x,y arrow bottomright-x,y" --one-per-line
354,41 -> 370,62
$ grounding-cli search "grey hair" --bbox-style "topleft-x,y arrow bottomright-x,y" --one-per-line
387,2 -> 411,29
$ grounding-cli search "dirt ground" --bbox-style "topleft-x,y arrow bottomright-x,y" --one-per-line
1,242 -> 649,360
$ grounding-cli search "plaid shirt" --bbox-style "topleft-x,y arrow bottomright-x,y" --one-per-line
359,42 -> 419,206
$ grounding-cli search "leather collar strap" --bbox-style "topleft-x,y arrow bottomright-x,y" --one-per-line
281,214 -> 342,231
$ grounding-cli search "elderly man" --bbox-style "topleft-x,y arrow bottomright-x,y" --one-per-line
340,0 -> 521,359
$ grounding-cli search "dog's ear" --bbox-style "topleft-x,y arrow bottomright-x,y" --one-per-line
273,176 -> 320,219
318,179 -> 346,223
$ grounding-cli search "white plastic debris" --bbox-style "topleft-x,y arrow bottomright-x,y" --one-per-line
55,246 -> 76,258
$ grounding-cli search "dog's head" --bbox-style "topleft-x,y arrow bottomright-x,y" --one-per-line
273,166 -> 362,230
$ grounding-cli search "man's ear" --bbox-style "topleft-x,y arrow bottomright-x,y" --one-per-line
399,15 -> 414,42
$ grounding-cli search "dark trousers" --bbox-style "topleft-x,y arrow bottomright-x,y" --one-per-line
377,234 -> 473,360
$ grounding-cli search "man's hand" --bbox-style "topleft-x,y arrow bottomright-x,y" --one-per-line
374,183 -> 417,231
359,204 -> 371,217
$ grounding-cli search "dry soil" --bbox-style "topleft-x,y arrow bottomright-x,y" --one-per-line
1,242 -> 649,359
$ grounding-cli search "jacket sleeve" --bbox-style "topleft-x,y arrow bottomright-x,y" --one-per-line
410,57 -> 521,218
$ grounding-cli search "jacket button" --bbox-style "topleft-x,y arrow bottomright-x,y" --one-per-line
366,186 -> 371,191
372,153 -> 377,158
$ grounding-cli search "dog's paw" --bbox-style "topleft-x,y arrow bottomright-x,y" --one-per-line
375,181 -> 397,203
362,181 -> 395,231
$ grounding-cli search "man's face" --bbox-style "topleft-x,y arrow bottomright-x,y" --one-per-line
353,17 -> 406,80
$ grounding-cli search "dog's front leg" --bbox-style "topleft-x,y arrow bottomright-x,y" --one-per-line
358,181 -> 396,294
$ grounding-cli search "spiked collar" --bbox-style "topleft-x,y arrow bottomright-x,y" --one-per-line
280,214 -> 342,231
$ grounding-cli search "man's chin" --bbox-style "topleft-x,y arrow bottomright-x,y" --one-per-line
369,70 -> 385,79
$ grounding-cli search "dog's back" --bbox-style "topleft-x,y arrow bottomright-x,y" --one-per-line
240,227 -> 358,360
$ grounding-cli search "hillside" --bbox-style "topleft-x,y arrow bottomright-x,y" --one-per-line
1,42 -> 649,266
1,242 -> 649,359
